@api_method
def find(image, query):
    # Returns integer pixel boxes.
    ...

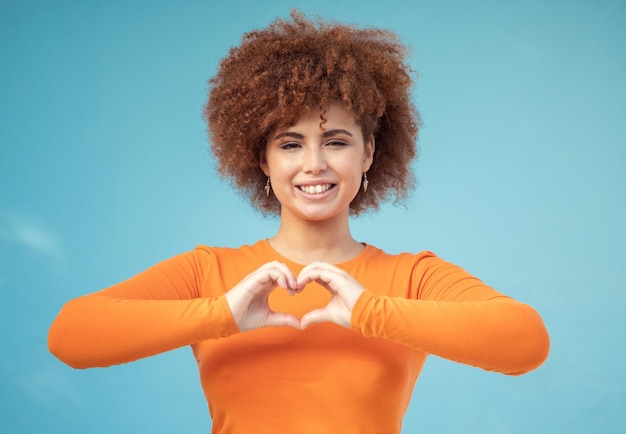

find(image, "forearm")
[351,292,550,375]
[48,294,239,369]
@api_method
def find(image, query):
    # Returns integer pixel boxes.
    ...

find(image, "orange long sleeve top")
[48,240,550,434]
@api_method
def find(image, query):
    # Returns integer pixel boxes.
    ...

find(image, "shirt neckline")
[258,238,375,269]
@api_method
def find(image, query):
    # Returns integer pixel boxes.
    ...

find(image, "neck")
[268,209,363,265]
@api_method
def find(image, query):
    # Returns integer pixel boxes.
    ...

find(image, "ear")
[362,135,375,171]
[259,148,269,176]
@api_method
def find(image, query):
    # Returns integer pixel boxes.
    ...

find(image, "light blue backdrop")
[1,0,624,433]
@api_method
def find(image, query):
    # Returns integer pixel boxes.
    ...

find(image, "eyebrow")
[273,129,353,140]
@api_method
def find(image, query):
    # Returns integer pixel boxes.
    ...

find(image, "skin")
[225,103,375,331]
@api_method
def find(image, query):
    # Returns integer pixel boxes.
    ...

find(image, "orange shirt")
[49,240,549,433]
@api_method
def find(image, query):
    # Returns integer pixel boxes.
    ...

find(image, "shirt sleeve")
[350,255,550,375]
[48,249,239,369]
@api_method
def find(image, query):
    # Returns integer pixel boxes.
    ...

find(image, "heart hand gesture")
[225,261,366,332]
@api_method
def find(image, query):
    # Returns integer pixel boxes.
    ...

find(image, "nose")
[301,145,327,174]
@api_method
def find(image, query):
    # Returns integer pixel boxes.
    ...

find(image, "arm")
[48,251,302,369]
[355,256,549,375]
[48,250,239,369]
[298,257,550,376]
[351,292,549,375]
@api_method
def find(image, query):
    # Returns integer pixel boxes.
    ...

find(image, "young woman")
[48,11,550,434]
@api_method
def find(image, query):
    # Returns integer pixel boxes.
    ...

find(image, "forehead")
[276,102,360,132]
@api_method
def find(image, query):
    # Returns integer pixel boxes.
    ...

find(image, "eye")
[326,140,348,147]
[280,142,301,150]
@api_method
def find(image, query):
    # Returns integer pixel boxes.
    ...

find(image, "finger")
[300,307,331,329]
[298,261,339,276]
[259,261,297,291]
[297,262,340,288]
[271,261,297,288]
[251,267,297,295]
[297,268,343,293]
[299,270,365,313]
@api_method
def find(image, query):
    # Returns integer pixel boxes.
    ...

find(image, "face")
[260,103,374,223]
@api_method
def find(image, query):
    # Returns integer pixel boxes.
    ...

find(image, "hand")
[297,262,365,329]
[225,261,301,332]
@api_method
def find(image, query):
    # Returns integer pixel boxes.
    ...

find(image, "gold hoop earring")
[264,177,271,197]
[362,172,369,192]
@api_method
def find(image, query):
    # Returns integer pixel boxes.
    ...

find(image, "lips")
[298,184,334,194]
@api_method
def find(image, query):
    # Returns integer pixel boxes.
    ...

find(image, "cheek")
[352,171,363,190]
[263,154,284,176]
[270,161,293,178]
[342,164,364,190]
[266,161,297,190]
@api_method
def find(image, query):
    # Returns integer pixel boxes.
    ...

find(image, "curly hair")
[204,11,419,215]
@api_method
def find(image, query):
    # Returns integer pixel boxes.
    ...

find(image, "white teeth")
[300,184,331,194]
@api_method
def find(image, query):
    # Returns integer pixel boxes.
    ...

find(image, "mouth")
[297,184,334,195]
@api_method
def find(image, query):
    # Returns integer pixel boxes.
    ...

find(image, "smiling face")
[260,103,375,224]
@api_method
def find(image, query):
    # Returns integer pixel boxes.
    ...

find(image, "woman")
[48,11,550,434]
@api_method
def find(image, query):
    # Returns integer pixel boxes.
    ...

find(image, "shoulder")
[192,240,269,263]
[191,239,276,279]
[358,243,439,268]
[362,245,479,282]
[179,240,273,296]
[354,244,487,298]
[347,245,441,296]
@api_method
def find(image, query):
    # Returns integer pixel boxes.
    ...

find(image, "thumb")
[300,308,331,329]
[266,312,302,330]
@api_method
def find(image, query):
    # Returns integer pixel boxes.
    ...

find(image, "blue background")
[1,0,624,432]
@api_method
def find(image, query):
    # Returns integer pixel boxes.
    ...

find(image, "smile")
[298,184,334,194]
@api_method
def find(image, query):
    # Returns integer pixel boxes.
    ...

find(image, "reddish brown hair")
[205,11,419,215]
